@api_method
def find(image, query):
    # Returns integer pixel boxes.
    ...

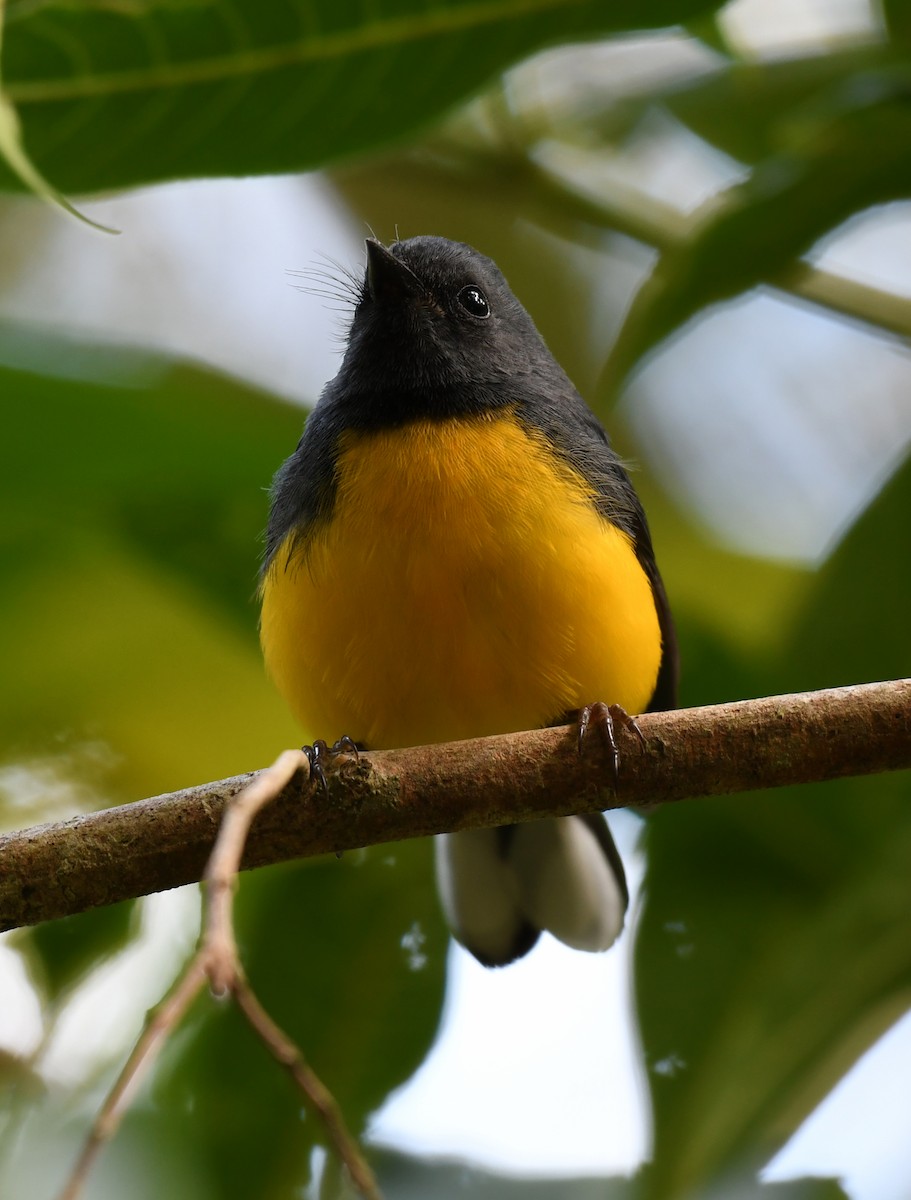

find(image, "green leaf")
[635,456,911,1198]
[17,900,138,1004]
[0,90,116,230]
[883,0,911,45]
[781,452,911,693]
[1,0,725,196]
[0,0,113,229]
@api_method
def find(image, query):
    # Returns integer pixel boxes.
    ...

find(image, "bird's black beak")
[365,239,425,304]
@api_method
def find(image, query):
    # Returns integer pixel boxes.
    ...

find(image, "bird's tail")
[434,815,629,967]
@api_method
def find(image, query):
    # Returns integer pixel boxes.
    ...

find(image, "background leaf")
[1,0,724,195]
[0,349,303,796]
[635,459,911,1199]
[17,901,138,1005]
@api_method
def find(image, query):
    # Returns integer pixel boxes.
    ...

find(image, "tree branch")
[3,680,909,933]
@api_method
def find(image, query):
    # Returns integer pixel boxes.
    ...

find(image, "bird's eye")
[456,285,490,318]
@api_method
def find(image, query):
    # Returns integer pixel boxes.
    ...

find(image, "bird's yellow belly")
[260,414,662,749]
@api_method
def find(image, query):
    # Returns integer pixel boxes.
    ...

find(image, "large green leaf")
[0,0,724,196]
[636,456,911,1198]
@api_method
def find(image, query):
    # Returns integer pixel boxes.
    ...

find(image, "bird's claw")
[577,702,645,789]
[302,736,359,797]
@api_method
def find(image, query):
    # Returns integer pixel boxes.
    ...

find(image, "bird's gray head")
[329,236,565,424]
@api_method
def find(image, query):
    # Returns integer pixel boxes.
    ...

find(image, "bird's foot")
[577,702,645,789]
[302,735,360,797]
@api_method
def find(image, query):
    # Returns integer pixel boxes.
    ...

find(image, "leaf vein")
[7,0,593,104]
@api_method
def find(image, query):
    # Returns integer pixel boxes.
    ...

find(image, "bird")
[259,235,677,967]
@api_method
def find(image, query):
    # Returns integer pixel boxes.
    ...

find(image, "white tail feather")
[435,816,626,966]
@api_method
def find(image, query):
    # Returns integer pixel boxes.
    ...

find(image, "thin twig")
[201,748,305,994]
[56,750,382,1200]
[4,680,910,933]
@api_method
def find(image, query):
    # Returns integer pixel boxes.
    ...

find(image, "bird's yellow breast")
[260,413,662,749]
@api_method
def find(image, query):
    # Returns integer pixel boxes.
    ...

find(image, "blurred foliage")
[601,50,911,386]
[160,847,448,1199]
[24,902,139,1007]
[0,0,723,195]
[639,464,911,1200]
[0,352,303,797]
[1,1,910,1200]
